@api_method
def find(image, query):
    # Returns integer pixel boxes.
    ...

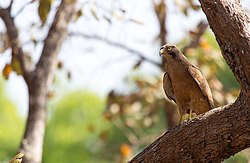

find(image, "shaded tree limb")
[18,0,76,163]
[130,0,250,162]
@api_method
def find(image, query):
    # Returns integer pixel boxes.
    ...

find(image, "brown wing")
[188,65,214,109]
[163,72,176,103]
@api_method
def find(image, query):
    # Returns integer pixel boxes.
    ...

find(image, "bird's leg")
[188,109,192,120]
[179,114,183,124]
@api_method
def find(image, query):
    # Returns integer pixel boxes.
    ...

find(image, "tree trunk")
[18,1,76,163]
[130,0,250,162]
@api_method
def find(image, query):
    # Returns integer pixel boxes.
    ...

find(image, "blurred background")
[0,0,249,162]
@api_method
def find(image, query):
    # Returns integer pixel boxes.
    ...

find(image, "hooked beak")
[159,46,165,56]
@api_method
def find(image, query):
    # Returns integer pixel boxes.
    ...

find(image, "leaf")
[38,0,52,25]
[99,130,109,142]
[73,9,83,21]
[120,144,132,159]
[90,7,99,20]
[2,64,12,80]
[47,91,56,99]
[133,59,143,70]
[67,71,71,80]
[103,15,112,24]
[11,57,22,75]
[57,61,63,69]
[90,0,99,20]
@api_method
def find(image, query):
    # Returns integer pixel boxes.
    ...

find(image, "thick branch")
[130,94,250,162]
[199,0,250,94]
[0,7,31,82]
[130,0,250,162]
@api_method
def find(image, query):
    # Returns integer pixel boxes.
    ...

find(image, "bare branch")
[0,7,31,82]
[8,0,14,11]
[69,32,161,67]
[13,0,33,18]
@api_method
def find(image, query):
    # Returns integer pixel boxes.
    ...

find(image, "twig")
[0,7,31,82]
[13,0,33,18]
[69,32,161,67]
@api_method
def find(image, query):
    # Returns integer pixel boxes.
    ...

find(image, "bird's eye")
[167,47,172,51]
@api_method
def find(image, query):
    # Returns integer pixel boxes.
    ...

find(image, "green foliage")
[216,62,240,91]
[43,90,117,162]
[42,89,167,162]
[0,79,24,162]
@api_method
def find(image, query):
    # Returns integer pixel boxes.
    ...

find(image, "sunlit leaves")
[38,0,52,25]
[44,91,114,162]
[2,58,23,80]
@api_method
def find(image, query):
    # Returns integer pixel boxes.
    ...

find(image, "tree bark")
[199,0,250,94]
[0,1,76,163]
[20,1,76,162]
[129,0,250,162]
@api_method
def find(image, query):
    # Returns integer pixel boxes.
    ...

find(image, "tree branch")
[34,0,76,86]
[69,32,161,67]
[199,0,250,94]
[0,7,31,82]
[130,0,250,162]
[130,94,250,162]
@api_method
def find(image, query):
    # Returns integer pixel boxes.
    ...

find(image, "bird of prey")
[160,44,214,123]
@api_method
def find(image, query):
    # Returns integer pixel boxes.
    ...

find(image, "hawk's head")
[159,44,181,59]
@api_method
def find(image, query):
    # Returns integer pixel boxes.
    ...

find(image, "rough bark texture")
[130,94,250,163]
[0,1,76,163]
[199,0,250,95]
[130,0,250,162]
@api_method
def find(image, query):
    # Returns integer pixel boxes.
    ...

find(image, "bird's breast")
[167,62,196,100]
